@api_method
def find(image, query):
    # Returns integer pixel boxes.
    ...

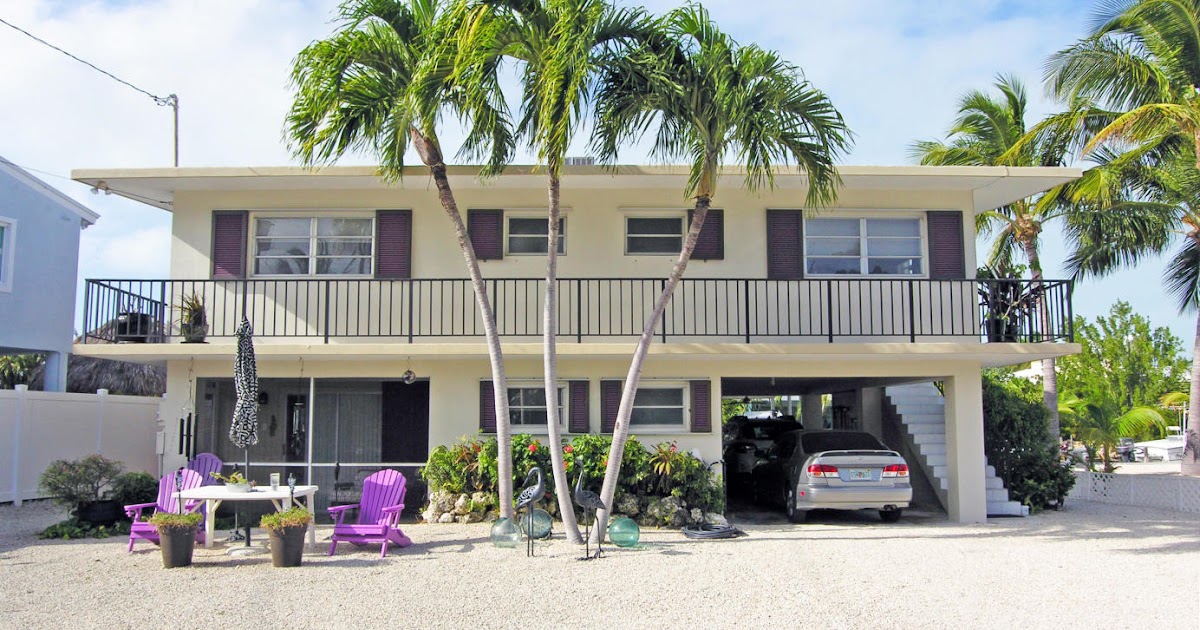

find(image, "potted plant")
[147,512,202,568]
[209,470,254,493]
[39,455,126,526]
[177,293,208,343]
[260,507,313,567]
[115,300,158,343]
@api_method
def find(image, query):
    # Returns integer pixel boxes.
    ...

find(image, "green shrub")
[421,433,723,518]
[38,518,131,540]
[147,511,202,530]
[983,370,1075,511]
[110,472,158,508]
[39,455,125,512]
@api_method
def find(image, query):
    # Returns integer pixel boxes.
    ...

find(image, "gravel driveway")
[1,498,1195,629]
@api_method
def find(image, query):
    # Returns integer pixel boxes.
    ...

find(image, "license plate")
[846,468,871,480]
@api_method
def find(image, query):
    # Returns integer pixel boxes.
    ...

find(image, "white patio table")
[179,484,319,550]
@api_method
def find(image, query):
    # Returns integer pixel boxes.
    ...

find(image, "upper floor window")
[805,217,923,276]
[0,218,13,292]
[253,216,374,276]
[507,216,566,255]
[508,384,566,431]
[626,216,683,255]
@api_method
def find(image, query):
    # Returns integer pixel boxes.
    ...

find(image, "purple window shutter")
[211,211,248,279]
[468,209,503,261]
[568,381,590,433]
[600,381,621,433]
[690,380,712,433]
[375,210,412,279]
[479,381,497,433]
[688,208,724,260]
[767,209,803,279]
[927,211,965,279]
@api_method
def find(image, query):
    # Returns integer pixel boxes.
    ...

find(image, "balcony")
[80,277,1073,346]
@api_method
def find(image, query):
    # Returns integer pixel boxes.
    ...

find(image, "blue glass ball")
[519,508,553,539]
[608,517,640,548]
[490,518,521,548]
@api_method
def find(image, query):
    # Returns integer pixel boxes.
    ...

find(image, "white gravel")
[1,498,1196,629]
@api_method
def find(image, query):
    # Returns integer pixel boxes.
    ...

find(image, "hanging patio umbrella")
[230,316,259,545]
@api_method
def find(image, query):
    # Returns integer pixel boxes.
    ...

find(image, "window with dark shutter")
[468,209,503,261]
[212,211,248,279]
[600,380,621,433]
[479,381,497,433]
[927,211,965,279]
[767,209,804,279]
[375,210,412,279]
[688,208,724,261]
[569,381,590,433]
[689,381,712,433]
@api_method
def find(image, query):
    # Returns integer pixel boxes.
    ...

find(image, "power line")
[0,15,180,166]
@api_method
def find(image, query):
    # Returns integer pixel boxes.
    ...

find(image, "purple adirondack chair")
[328,469,413,558]
[125,469,205,552]
[187,453,223,486]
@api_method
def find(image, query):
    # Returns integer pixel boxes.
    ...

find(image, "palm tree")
[461,0,650,543]
[911,75,1074,438]
[589,4,850,533]
[1059,392,1166,472]
[285,0,521,517]
[1046,0,1200,446]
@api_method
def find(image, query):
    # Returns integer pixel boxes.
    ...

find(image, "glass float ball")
[608,517,640,548]
[490,518,521,548]
[519,508,553,539]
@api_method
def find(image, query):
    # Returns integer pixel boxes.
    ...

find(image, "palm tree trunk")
[1188,311,1200,444]
[414,129,514,518]
[1023,239,1060,442]
[543,171,582,542]
[594,196,711,540]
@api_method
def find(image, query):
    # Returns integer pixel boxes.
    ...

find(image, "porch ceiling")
[73,340,1081,368]
[71,164,1080,213]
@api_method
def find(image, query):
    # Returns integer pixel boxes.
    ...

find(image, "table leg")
[304,492,316,551]
[205,499,216,548]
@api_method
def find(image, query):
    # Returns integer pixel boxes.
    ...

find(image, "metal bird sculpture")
[573,466,608,560]
[515,467,544,557]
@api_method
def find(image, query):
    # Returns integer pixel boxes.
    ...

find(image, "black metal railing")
[80,277,1073,345]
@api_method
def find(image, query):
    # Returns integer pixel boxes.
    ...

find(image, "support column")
[943,367,986,524]
[859,387,883,439]
[42,351,68,392]
[801,394,823,429]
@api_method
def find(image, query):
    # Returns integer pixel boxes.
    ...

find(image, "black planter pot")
[181,322,208,343]
[115,312,157,343]
[268,526,308,567]
[158,525,197,568]
[76,500,124,527]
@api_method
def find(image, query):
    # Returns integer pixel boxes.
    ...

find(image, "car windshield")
[801,432,885,453]
[742,421,797,441]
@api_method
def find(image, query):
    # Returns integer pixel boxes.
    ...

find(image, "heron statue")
[514,467,545,557]
[573,466,608,560]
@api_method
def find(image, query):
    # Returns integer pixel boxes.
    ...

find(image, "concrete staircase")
[883,383,1029,517]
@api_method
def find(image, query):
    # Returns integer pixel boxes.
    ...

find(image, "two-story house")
[1,156,99,391]
[71,164,1080,523]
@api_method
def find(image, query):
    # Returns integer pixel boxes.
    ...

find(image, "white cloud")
[1,0,1190,342]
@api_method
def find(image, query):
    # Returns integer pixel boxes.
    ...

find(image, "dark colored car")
[722,417,801,488]
[751,430,912,523]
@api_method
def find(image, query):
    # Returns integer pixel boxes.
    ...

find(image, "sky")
[0,0,1190,345]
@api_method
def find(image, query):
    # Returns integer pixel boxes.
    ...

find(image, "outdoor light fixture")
[401,370,417,385]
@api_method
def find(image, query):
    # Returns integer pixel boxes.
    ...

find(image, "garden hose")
[682,522,747,539]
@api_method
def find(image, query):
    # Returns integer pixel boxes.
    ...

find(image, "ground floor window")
[508,385,566,430]
[630,385,687,429]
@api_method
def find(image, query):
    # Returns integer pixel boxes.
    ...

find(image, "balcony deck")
[79,277,1072,358]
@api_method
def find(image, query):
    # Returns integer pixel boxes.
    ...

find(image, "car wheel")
[785,487,806,523]
[880,508,902,523]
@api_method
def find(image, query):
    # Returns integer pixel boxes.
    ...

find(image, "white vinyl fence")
[0,386,161,504]
[1070,471,1200,514]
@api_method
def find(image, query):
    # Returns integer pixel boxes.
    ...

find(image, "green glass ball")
[519,508,553,539]
[490,518,521,548]
[608,517,640,548]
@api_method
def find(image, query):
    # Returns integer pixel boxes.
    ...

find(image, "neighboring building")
[70,164,1081,523]
[0,157,99,391]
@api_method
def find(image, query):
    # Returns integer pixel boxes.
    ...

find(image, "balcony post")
[908,280,916,343]
[82,281,91,344]
[407,279,415,343]
[1066,280,1075,342]
[323,279,331,344]
[576,279,582,343]
[826,281,834,343]
[743,279,751,343]
[660,279,667,344]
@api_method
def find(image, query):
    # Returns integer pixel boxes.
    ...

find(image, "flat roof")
[71,164,1081,213]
